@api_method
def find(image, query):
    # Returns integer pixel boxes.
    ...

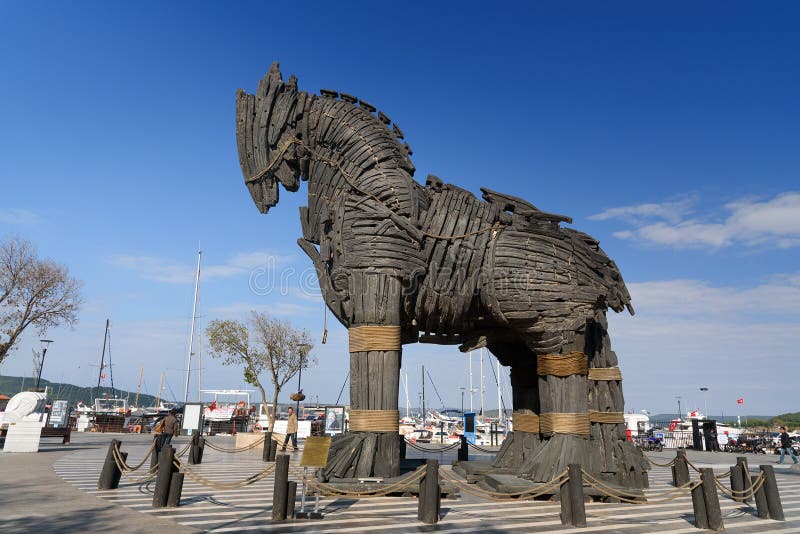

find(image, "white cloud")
[591,191,800,250]
[609,274,800,415]
[0,208,43,225]
[107,250,296,284]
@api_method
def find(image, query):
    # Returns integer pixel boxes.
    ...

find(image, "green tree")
[0,237,82,364]
[206,311,314,431]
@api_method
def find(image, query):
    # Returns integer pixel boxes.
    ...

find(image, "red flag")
[690,410,698,417]
[209,400,217,411]
[737,398,744,405]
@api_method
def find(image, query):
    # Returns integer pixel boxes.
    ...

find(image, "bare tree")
[0,236,82,364]
[206,311,314,431]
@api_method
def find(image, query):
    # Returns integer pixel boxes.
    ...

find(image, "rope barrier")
[175,458,276,490]
[537,353,588,376]
[713,473,766,500]
[112,441,155,471]
[110,446,158,483]
[404,439,460,452]
[294,465,427,497]
[438,468,568,500]
[645,456,675,468]
[467,443,498,454]
[204,435,266,453]
[175,441,192,458]
[581,469,702,504]
[349,325,401,352]
[714,469,732,479]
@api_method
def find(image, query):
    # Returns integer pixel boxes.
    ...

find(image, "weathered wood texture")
[237,62,642,489]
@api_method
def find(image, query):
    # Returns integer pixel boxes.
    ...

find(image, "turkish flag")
[737,398,744,405]
[209,400,217,411]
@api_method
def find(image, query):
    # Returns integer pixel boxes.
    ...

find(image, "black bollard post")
[97,439,123,490]
[567,464,587,528]
[737,457,752,504]
[417,459,440,524]
[188,431,199,465]
[167,472,184,507]
[268,433,277,462]
[691,477,708,529]
[673,450,690,487]
[751,474,770,519]
[262,432,273,462]
[151,436,161,471]
[759,464,784,521]
[730,463,744,503]
[458,435,468,462]
[196,436,205,464]
[700,468,724,531]
[399,433,406,460]
[272,454,290,521]
[286,480,297,519]
[152,445,175,508]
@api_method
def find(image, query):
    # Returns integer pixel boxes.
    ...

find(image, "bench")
[40,426,71,444]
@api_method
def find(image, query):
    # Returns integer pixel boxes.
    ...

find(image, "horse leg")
[493,352,541,468]
[323,270,402,480]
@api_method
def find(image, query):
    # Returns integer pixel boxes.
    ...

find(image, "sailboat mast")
[497,358,502,423]
[403,372,410,418]
[134,366,143,408]
[95,319,109,400]
[480,349,485,418]
[469,351,473,412]
[156,372,164,407]
[421,365,426,424]
[184,247,202,404]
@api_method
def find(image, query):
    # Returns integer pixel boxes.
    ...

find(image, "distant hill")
[0,375,167,408]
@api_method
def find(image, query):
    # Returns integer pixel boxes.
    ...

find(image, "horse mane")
[316,87,413,158]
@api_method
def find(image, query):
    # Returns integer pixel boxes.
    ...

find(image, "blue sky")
[1,2,798,416]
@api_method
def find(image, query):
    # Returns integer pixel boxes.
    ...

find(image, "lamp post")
[676,396,682,419]
[295,343,312,416]
[700,387,709,419]
[35,339,54,390]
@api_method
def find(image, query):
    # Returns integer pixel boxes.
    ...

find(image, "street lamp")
[294,343,312,416]
[700,387,709,419]
[35,339,54,390]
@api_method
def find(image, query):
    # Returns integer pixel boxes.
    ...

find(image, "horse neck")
[301,97,421,222]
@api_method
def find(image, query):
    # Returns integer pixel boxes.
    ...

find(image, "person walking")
[159,408,180,448]
[282,407,299,452]
[778,426,798,464]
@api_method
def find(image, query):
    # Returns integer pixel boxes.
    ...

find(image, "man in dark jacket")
[160,408,180,448]
[778,426,798,464]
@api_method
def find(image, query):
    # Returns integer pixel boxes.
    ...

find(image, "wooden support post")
[568,464,587,527]
[673,450,690,487]
[167,472,184,507]
[286,481,297,519]
[458,435,468,462]
[399,434,406,460]
[188,431,199,465]
[97,439,122,490]
[152,445,174,508]
[196,436,205,464]
[730,463,744,503]
[263,432,273,462]
[759,464,784,521]
[560,469,573,526]
[700,468,724,531]
[691,477,708,530]
[751,474,769,519]
[737,457,751,504]
[417,459,440,524]
[272,454,290,521]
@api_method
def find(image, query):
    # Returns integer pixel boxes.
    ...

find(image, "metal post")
[35,340,53,390]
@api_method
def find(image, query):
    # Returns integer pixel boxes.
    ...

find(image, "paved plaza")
[2,433,799,533]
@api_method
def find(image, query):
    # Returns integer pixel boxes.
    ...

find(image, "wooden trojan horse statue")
[236,62,648,488]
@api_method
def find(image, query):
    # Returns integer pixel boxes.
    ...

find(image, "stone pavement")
[2,433,800,533]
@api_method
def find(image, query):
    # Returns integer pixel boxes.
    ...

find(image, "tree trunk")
[270,388,280,432]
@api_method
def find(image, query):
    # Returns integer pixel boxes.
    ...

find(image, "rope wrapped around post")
[348,325,401,352]
[537,353,588,376]
[511,411,539,432]
[540,412,590,435]
[587,411,625,424]
[587,367,622,381]
[349,409,399,433]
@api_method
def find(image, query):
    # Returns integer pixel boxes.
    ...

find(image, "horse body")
[236,63,647,485]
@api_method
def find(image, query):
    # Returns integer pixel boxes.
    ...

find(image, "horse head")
[236,62,307,214]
